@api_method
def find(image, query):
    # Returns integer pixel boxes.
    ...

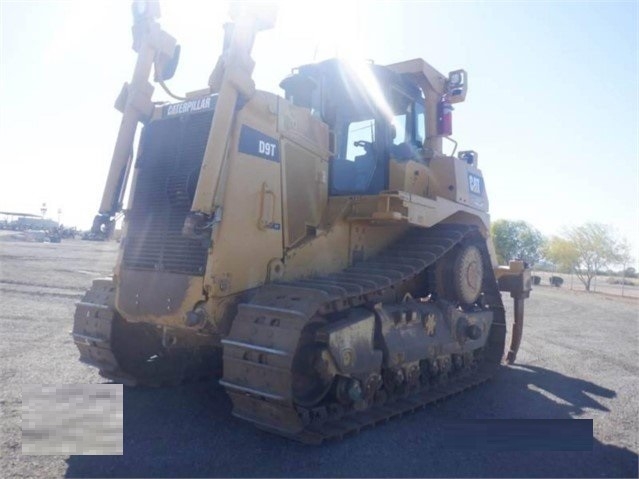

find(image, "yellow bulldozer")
[73,2,531,442]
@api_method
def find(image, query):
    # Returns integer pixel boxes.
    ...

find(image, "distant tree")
[624,267,637,279]
[543,236,579,273]
[616,239,633,269]
[565,223,622,292]
[491,219,545,266]
[616,239,635,288]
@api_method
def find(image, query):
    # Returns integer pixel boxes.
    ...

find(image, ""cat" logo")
[468,174,482,195]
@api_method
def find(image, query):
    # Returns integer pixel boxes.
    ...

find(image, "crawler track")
[221,224,506,443]
[72,281,220,387]
[72,279,139,385]
[72,224,505,442]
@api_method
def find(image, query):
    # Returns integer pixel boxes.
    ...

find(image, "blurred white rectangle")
[21,384,123,455]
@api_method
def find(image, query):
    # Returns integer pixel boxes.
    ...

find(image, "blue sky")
[1,1,637,264]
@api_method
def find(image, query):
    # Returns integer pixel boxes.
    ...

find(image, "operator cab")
[280,59,426,196]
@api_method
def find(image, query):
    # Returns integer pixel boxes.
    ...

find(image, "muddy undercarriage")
[73,224,526,443]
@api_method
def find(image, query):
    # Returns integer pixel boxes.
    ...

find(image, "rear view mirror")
[447,69,467,103]
[155,44,181,82]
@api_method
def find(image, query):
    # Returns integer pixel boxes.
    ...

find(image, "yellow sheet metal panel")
[388,159,430,197]
[204,97,284,298]
[281,140,328,247]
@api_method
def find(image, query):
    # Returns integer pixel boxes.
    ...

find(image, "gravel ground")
[1,237,637,478]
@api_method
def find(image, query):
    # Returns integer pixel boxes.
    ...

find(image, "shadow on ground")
[66,365,637,478]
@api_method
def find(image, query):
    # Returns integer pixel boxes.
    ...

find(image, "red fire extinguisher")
[437,97,454,136]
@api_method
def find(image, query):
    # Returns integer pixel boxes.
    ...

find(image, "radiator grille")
[122,110,214,275]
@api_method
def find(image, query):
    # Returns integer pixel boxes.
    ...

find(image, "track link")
[221,224,506,443]
[72,278,139,386]
[72,279,221,387]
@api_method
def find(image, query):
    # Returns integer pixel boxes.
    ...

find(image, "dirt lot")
[1,237,637,478]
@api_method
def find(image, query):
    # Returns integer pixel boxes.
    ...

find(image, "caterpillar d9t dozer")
[73,2,531,442]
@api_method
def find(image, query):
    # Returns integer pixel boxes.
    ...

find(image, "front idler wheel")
[453,245,484,306]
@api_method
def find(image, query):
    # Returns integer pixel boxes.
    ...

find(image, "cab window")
[330,115,383,195]
[415,102,426,146]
